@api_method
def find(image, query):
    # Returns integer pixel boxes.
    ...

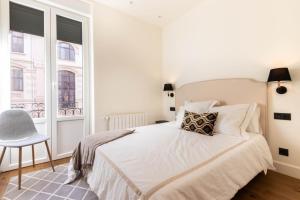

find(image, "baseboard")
[0,157,70,173]
[1,157,48,172]
[273,160,300,179]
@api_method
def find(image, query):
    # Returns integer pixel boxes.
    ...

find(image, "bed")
[86,79,274,200]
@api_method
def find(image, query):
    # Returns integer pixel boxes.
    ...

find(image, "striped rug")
[2,165,98,200]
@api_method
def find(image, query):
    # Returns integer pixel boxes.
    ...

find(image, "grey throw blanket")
[65,129,135,183]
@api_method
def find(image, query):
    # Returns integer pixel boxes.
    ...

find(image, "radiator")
[105,112,147,130]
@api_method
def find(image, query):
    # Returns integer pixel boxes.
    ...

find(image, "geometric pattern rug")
[2,165,99,200]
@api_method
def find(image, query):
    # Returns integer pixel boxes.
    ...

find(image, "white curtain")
[0,0,10,113]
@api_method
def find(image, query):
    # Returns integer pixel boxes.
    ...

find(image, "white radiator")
[105,112,147,130]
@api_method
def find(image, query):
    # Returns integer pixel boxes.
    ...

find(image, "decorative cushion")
[175,100,219,128]
[181,111,218,136]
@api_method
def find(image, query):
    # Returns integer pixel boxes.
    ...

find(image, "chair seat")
[0,134,49,147]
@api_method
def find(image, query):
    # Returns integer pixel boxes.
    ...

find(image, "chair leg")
[45,141,55,172]
[31,145,35,167]
[0,147,7,167]
[18,147,22,190]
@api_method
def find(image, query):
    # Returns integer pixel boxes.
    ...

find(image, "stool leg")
[45,141,55,172]
[18,147,22,190]
[31,145,35,167]
[0,147,7,167]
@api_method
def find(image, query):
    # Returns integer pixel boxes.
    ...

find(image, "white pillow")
[175,106,185,127]
[184,100,219,113]
[246,106,261,134]
[175,100,219,128]
[209,103,257,137]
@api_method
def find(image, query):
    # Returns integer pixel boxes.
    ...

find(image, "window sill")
[11,52,26,55]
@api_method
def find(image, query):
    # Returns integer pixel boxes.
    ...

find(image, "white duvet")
[87,122,274,200]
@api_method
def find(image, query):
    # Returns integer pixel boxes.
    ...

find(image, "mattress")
[87,122,274,200]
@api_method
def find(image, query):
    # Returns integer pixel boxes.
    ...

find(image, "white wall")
[0,0,10,112]
[162,0,300,178]
[92,2,163,131]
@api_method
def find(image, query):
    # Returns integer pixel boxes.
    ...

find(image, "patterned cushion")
[181,111,218,136]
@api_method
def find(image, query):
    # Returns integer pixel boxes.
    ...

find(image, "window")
[58,70,76,108]
[9,2,46,118]
[11,68,24,91]
[11,31,24,53]
[57,41,83,117]
[58,42,75,61]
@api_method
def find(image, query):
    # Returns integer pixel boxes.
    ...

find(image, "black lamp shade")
[267,68,292,82]
[163,83,173,91]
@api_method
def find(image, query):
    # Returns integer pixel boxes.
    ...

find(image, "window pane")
[11,32,24,53]
[57,40,83,117]
[9,31,45,118]
[11,68,23,91]
[58,42,75,61]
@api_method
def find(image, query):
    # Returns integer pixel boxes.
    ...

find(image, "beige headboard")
[175,78,267,134]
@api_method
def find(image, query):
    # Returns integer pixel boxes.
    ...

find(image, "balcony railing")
[58,107,83,116]
[11,102,83,118]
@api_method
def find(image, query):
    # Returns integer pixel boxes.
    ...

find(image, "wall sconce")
[163,83,174,97]
[267,67,292,94]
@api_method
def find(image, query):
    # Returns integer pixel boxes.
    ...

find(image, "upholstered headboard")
[175,79,267,134]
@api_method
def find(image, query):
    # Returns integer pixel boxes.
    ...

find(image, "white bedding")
[87,122,273,200]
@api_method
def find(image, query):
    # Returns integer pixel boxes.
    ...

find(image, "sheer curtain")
[0,0,10,113]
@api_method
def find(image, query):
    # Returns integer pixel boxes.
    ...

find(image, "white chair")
[0,110,55,190]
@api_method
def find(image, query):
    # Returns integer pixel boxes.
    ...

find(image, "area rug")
[2,165,98,200]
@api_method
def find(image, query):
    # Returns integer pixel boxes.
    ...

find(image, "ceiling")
[93,0,201,27]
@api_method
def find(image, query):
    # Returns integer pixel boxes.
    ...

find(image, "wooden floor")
[1,160,300,200]
[234,171,300,200]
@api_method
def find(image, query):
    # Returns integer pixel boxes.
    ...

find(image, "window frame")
[0,0,92,169]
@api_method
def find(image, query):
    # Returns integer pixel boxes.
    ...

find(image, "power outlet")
[274,113,291,120]
[279,148,289,156]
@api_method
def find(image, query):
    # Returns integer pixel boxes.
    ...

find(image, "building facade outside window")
[11,32,24,53]
[9,31,83,118]
[11,68,24,91]
[58,42,75,61]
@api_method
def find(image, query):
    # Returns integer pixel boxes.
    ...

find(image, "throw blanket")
[65,129,135,183]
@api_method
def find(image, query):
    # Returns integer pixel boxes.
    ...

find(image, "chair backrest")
[0,110,38,140]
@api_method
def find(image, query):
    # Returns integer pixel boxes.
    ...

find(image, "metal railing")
[11,102,83,118]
